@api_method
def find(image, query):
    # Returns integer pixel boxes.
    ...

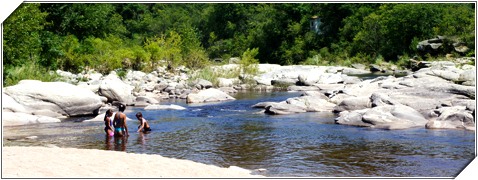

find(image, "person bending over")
[136,112,151,133]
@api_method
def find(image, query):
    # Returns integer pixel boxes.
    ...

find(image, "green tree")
[3,3,48,67]
[144,31,183,71]
[40,3,126,40]
[57,35,83,71]
[81,35,125,74]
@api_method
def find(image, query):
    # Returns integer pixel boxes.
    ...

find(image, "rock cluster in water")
[2,58,475,131]
[253,59,476,131]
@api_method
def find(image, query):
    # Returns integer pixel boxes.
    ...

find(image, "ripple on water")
[3,91,475,177]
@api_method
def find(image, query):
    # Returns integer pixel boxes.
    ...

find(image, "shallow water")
[3,91,475,177]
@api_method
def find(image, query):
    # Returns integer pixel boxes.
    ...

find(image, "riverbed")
[2,91,475,177]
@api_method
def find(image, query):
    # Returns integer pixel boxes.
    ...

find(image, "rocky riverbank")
[253,59,476,131]
[2,58,475,131]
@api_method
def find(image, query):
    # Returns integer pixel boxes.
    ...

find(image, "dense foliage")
[2,3,475,86]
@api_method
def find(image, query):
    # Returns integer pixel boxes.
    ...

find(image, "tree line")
[3,3,475,86]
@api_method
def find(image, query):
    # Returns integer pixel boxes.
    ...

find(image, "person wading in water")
[113,104,129,137]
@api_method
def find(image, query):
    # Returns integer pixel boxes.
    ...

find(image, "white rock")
[144,104,186,110]
[2,112,61,126]
[187,88,236,103]
[4,80,103,116]
[99,75,135,104]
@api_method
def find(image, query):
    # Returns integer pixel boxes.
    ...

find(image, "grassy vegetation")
[4,62,60,86]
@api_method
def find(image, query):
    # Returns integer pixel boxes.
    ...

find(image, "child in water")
[136,112,151,133]
[104,109,114,136]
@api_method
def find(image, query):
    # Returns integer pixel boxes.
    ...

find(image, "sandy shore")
[2,146,263,178]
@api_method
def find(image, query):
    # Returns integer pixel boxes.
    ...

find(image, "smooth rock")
[335,109,371,127]
[99,75,135,104]
[2,93,28,113]
[333,96,371,112]
[362,105,428,130]
[4,80,103,117]
[426,106,475,130]
[287,86,320,92]
[187,88,236,103]
[286,96,336,112]
[264,103,307,115]
[144,104,186,110]
[2,112,61,126]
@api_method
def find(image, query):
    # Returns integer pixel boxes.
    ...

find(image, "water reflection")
[105,135,113,150]
[105,135,128,151]
[216,116,276,169]
[137,132,147,146]
[104,135,130,151]
[310,142,403,176]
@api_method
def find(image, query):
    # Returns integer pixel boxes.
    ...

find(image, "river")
[2,91,475,177]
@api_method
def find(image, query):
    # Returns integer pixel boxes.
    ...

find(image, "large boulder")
[341,75,363,84]
[135,96,160,107]
[287,86,320,92]
[370,93,400,107]
[254,91,334,114]
[361,105,428,130]
[264,103,307,115]
[99,74,135,104]
[335,109,371,127]
[252,102,281,108]
[333,96,371,112]
[255,65,327,86]
[4,80,103,117]
[154,81,169,91]
[186,88,236,103]
[271,79,297,87]
[298,73,321,86]
[2,112,61,126]
[416,36,446,54]
[297,70,344,86]
[2,93,28,113]
[336,104,428,130]
[286,96,336,112]
[144,104,186,110]
[425,69,460,81]
[342,67,370,75]
[77,82,101,94]
[31,109,66,119]
[426,106,475,131]
[126,70,146,81]
[459,69,476,86]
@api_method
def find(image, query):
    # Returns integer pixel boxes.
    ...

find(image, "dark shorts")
[143,127,152,132]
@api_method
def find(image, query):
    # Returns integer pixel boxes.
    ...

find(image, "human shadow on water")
[105,135,114,150]
[104,135,129,151]
[136,131,151,146]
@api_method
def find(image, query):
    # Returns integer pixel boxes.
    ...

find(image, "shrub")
[189,67,220,87]
[239,48,260,75]
[4,62,59,86]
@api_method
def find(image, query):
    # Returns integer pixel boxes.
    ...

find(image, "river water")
[2,91,475,177]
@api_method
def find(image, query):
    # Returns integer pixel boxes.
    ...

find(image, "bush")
[239,48,260,75]
[189,67,220,87]
[4,62,59,86]
[184,49,210,70]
